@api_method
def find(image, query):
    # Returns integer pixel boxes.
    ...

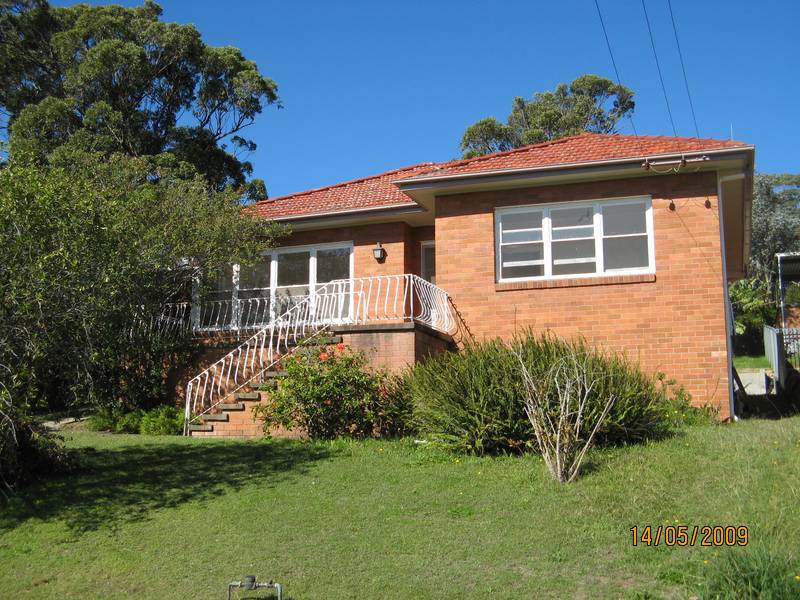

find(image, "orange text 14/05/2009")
[630,525,749,547]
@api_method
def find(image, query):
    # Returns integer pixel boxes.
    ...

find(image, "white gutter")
[395,146,754,187]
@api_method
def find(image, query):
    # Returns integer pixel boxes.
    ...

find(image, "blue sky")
[55,0,800,197]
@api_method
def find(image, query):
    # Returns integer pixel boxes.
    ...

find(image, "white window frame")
[197,241,354,330]
[265,241,354,324]
[495,196,655,283]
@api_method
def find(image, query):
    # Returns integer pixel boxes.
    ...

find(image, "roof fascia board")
[395,146,755,189]
[271,202,426,226]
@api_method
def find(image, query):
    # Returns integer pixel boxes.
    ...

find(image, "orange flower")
[324,399,332,405]
[336,342,346,352]
[319,351,330,362]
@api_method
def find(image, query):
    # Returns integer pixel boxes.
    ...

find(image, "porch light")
[372,242,386,262]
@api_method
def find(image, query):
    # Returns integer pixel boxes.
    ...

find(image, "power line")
[667,0,700,137]
[592,0,639,137]
[641,0,678,136]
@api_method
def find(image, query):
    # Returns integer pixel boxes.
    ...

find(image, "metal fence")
[763,326,800,390]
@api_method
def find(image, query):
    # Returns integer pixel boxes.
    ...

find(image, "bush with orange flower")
[253,342,413,439]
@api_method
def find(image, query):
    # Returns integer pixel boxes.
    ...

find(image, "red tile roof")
[402,133,751,180]
[248,162,437,220]
[250,134,751,220]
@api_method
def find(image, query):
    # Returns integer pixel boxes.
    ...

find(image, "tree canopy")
[0,154,285,422]
[747,174,800,282]
[729,173,800,348]
[0,0,278,198]
[460,74,635,158]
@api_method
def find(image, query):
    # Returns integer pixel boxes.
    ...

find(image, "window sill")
[495,273,656,291]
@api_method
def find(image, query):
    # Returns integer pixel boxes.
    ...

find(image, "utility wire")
[667,0,700,137]
[641,0,678,136]
[593,0,639,137]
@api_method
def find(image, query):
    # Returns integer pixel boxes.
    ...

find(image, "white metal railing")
[133,302,191,340]
[183,280,346,433]
[764,325,800,391]
[347,274,452,333]
[183,274,462,433]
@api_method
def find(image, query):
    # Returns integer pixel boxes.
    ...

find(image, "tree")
[747,174,800,284]
[0,0,278,198]
[729,174,800,351]
[460,75,634,158]
[0,154,286,488]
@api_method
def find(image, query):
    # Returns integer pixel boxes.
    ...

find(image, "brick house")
[182,133,753,435]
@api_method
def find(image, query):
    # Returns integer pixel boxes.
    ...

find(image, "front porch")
[162,273,455,339]
[175,273,465,435]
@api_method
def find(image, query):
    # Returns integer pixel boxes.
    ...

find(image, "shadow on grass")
[740,393,800,420]
[0,437,334,535]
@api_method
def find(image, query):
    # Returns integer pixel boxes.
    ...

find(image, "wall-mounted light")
[372,242,386,262]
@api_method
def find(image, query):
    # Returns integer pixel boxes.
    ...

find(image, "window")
[496,197,653,282]
[200,242,353,329]
[420,241,436,284]
[275,250,311,313]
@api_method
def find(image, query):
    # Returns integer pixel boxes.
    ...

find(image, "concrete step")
[200,427,263,437]
[188,423,212,432]
[200,413,228,422]
[219,402,245,411]
[262,370,288,378]
[235,391,260,401]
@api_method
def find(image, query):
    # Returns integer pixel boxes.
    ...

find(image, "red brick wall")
[340,329,416,371]
[281,222,412,278]
[404,225,435,277]
[339,325,452,372]
[281,223,434,280]
[435,172,731,417]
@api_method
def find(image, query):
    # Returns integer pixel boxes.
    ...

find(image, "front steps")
[188,371,303,438]
[188,388,268,437]
[187,335,342,438]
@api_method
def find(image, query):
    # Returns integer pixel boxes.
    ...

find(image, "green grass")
[733,354,771,370]
[1,419,800,599]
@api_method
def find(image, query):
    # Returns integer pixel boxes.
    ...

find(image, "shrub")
[254,343,411,439]
[375,372,416,438]
[517,346,616,482]
[87,406,182,435]
[1,411,76,493]
[410,331,678,455]
[410,339,533,455]
[86,412,117,432]
[115,410,144,434]
[139,405,184,436]
[87,409,143,433]
[697,542,800,599]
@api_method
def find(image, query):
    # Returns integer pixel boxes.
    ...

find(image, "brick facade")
[280,222,432,280]
[338,323,453,372]
[435,172,731,417]
[185,171,734,420]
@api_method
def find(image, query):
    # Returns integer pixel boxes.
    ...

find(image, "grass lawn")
[733,354,771,370]
[1,419,799,599]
